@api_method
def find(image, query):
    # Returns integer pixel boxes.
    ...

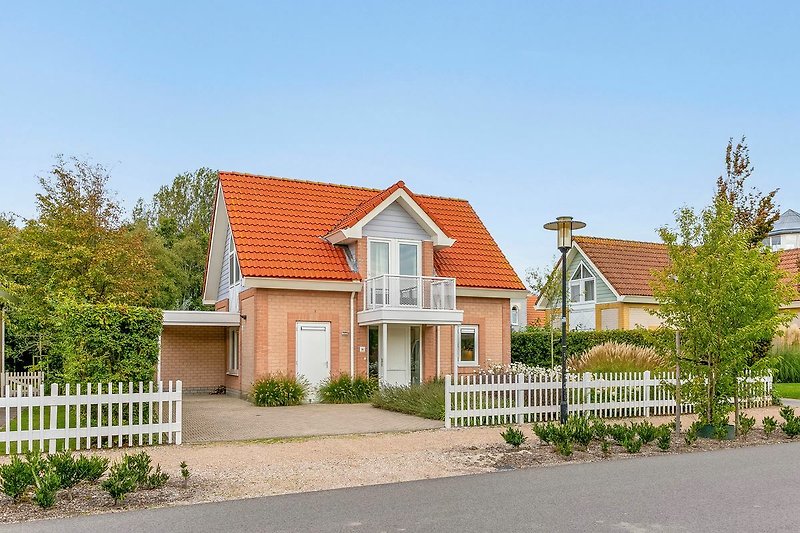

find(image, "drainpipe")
[453,325,458,382]
[350,291,356,376]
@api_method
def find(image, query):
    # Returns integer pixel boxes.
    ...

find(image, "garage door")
[296,322,331,394]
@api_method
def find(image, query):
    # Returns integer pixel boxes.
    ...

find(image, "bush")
[123,451,153,485]
[590,417,608,440]
[48,450,81,491]
[555,439,573,457]
[763,416,777,436]
[608,423,634,444]
[142,465,169,490]
[101,462,137,505]
[684,421,701,446]
[773,346,800,383]
[371,380,445,420]
[512,328,671,367]
[251,374,308,407]
[738,414,755,439]
[31,468,60,509]
[500,426,527,447]
[633,420,659,444]
[75,454,109,482]
[566,415,593,447]
[657,428,672,451]
[622,435,642,453]
[0,456,33,501]
[532,421,559,444]
[569,342,667,374]
[780,406,800,438]
[319,374,378,404]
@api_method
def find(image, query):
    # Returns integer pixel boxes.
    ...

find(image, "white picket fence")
[0,381,182,454]
[0,371,44,397]
[444,371,773,428]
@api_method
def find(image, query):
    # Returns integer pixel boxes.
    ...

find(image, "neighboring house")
[765,209,800,251]
[526,294,547,327]
[510,296,527,331]
[536,236,800,331]
[160,173,526,396]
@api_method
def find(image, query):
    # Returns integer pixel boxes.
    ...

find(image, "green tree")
[652,199,796,428]
[525,258,564,367]
[134,168,218,309]
[715,137,779,246]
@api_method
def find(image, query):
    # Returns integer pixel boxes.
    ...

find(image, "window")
[511,306,519,326]
[569,263,596,303]
[227,328,239,375]
[772,235,782,246]
[458,325,478,366]
[228,234,240,287]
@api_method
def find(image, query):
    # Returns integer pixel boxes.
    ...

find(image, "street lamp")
[543,216,586,424]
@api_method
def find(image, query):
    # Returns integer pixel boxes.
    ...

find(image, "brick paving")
[182,394,442,443]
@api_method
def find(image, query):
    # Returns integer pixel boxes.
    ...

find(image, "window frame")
[458,325,479,367]
[227,327,240,376]
[511,305,519,326]
[569,261,596,304]
[366,237,422,278]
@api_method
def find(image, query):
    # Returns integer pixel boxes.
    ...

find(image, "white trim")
[456,287,528,299]
[618,295,659,304]
[535,245,621,310]
[325,188,456,248]
[572,243,621,299]
[457,325,479,367]
[243,277,362,292]
[227,328,240,376]
[511,305,519,326]
[784,301,800,310]
[367,237,422,278]
[202,186,230,304]
[357,308,463,326]
[162,311,241,327]
[569,260,596,304]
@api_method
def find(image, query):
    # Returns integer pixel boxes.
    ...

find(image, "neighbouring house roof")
[780,248,800,282]
[526,294,547,326]
[215,172,525,290]
[573,236,670,297]
[769,209,800,236]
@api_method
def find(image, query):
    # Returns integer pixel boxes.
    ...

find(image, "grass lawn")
[774,383,800,400]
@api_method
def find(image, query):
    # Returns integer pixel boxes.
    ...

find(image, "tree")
[715,137,779,246]
[134,168,218,309]
[652,199,796,429]
[525,258,565,367]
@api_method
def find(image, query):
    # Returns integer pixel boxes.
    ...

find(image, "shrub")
[608,423,633,444]
[657,428,672,451]
[251,374,308,407]
[763,416,777,436]
[48,450,81,491]
[684,422,700,446]
[500,426,527,447]
[142,465,169,490]
[555,439,573,457]
[633,420,659,444]
[566,415,593,447]
[569,342,667,374]
[180,461,190,486]
[773,346,800,383]
[319,374,378,404]
[779,406,800,438]
[590,417,608,440]
[0,456,33,501]
[622,435,642,453]
[512,328,671,367]
[31,468,60,509]
[600,438,610,455]
[371,381,445,420]
[532,421,559,444]
[123,452,153,485]
[101,461,137,505]
[738,414,756,439]
[76,454,109,482]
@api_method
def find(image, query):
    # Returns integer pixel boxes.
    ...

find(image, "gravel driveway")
[182,394,442,443]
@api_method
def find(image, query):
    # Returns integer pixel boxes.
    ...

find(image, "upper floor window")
[511,305,519,326]
[228,233,241,287]
[772,235,782,246]
[367,238,420,277]
[569,263,595,303]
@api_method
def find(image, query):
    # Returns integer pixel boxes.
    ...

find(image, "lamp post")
[543,216,586,424]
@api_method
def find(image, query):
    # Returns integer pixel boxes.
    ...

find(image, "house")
[765,209,800,251]
[160,173,527,396]
[526,294,547,327]
[536,236,800,331]
[510,296,527,331]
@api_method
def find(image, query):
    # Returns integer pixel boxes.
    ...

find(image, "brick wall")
[160,325,226,392]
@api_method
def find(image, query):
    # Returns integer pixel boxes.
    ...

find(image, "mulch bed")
[456,429,798,471]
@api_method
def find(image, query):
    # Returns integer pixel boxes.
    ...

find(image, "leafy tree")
[525,258,564,367]
[715,137,779,245]
[651,199,796,428]
[134,168,218,309]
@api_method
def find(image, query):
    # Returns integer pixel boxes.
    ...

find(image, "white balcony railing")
[364,275,456,311]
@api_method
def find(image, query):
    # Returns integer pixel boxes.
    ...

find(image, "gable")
[567,250,615,303]
[363,201,431,241]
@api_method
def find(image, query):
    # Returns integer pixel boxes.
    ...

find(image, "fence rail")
[0,380,182,454]
[0,371,44,397]
[444,371,772,428]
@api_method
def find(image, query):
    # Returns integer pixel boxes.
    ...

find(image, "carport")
[160,310,240,393]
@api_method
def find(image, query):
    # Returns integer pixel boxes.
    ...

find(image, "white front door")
[385,325,411,386]
[296,322,331,397]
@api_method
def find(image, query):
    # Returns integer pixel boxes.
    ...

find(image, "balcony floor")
[357,307,463,325]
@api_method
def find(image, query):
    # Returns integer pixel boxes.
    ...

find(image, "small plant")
[608,423,633,444]
[568,342,666,373]
[142,465,169,490]
[738,414,755,439]
[371,381,445,420]
[555,439,573,457]
[48,450,81,494]
[180,461,190,486]
[684,421,700,446]
[763,416,777,436]
[779,406,800,438]
[600,438,610,455]
[532,421,558,444]
[500,426,527,448]
[633,420,658,444]
[590,417,608,440]
[251,373,308,407]
[0,455,33,501]
[101,461,137,506]
[319,374,378,404]
[31,467,60,509]
[622,435,642,453]
[566,415,594,447]
[122,451,153,485]
[75,454,109,482]
[656,428,672,451]
[713,424,728,440]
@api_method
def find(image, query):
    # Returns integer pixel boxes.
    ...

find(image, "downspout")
[350,291,356,376]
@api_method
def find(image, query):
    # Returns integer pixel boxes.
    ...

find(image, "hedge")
[49,302,162,385]
[511,328,672,367]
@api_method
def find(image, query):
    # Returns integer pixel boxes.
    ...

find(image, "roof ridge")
[575,235,664,246]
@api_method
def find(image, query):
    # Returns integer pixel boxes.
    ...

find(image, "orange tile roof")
[217,172,525,290]
[573,236,670,297]
[526,294,547,326]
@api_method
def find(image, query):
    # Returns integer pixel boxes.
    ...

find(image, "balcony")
[357,275,464,325]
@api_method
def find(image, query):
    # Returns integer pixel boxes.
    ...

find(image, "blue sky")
[1,1,798,280]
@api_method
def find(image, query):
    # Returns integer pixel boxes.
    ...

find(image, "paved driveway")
[182,395,441,443]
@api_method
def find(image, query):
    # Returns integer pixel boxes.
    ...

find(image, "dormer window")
[569,263,595,303]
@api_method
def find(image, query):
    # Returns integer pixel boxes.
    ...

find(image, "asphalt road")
[5,442,800,533]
